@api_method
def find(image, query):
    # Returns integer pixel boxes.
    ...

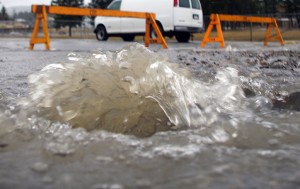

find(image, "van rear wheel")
[96,25,108,41]
[175,32,190,43]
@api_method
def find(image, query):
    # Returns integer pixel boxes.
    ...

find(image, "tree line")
[201,0,299,15]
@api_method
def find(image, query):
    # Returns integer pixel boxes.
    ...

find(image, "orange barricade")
[30,5,168,50]
[201,14,284,48]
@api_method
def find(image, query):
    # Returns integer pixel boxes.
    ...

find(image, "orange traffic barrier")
[201,14,284,48]
[30,5,168,50]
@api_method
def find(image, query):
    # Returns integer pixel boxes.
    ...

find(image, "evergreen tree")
[88,0,112,9]
[0,6,9,20]
[201,0,258,27]
[200,0,299,28]
[51,0,84,37]
[201,0,258,15]
[284,0,300,28]
[88,0,113,26]
[261,0,277,14]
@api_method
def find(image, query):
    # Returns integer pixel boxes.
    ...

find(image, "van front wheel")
[96,25,108,41]
[150,23,164,39]
[175,32,190,43]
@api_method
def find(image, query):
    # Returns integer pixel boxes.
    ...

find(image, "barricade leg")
[29,6,50,50]
[201,14,225,48]
[144,13,168,49]
[273,19,284,46]
[264,19,284,46]
[264,23,272,46]
[216,15,225,48]
[145,15,151,47]
[200,17,214,48]
[30,15,41,50]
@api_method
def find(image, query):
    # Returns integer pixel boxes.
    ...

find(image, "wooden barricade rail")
[201,14,284,48]
[30,5,168,50]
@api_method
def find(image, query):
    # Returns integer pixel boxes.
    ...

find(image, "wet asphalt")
[0,38,300,189]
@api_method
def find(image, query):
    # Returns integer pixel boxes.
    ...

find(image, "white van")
[94,0,203,42]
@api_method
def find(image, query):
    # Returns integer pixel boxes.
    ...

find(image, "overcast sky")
[0,0,90,7]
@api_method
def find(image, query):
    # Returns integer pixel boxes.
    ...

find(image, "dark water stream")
[0,43,300,189]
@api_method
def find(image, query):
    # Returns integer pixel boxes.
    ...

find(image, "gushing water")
[18,44,246,138]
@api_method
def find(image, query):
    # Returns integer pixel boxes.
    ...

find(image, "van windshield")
[107,0,121,10]
[179,0,190,8]
[191,0,201,10]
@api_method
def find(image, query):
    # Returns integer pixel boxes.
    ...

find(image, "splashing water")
[18,44,246,137]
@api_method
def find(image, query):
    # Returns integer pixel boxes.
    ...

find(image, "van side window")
[179,0,190,8]
[107,1,121,10]
[191,0,201,10]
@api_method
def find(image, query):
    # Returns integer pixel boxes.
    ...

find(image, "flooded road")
[0,38,300,189]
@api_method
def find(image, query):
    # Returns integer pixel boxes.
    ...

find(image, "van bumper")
[174,26,204,33]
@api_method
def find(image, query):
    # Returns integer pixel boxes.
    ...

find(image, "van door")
[173,0,203,32]
[120,0,144,33]
[104,0,122,33]
[190,0,203,29]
